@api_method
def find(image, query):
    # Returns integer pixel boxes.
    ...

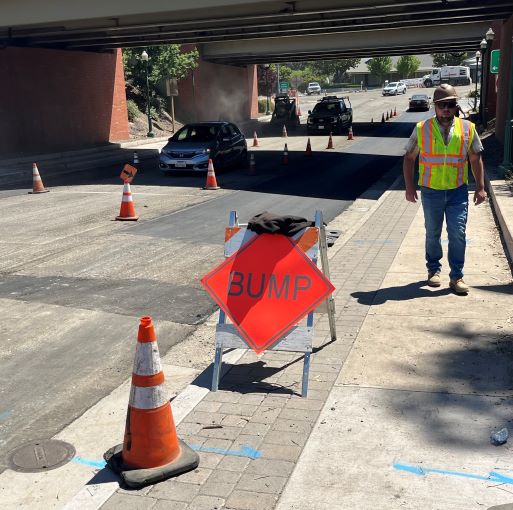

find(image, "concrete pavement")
[1,134,512,509]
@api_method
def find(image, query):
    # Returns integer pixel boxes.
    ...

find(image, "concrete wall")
[495,15,513,144]
[0,47,129,157]
[176,53,258,125]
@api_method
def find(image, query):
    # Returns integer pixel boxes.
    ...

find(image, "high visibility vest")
[417,117,474,190]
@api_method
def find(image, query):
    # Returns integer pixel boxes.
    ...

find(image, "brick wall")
[0,47,128,157]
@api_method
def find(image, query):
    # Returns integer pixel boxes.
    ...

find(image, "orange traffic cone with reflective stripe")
[305,138,312,156]
[282,125,288,137]
[116,182,139,221]
[326,132,334,149]
[204,159,220,190]
[347,126,354,140]
[390,109,393,119]
[104,316,199,488]
[283,143,289,165]
[393,107,397,117]
[386,111,389,121]
[252,131,259,147]
[29,163,49,194]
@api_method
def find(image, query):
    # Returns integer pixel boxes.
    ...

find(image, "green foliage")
[309,59,361,82]
[367,57,393,83]
[258,98,274,113]
[467,89,479,98]
[431,52,468,67]
[396,55,421,78]
[126,99,140,122]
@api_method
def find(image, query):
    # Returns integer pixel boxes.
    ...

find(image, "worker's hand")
[473,188,487,205]
[405,188,418,203]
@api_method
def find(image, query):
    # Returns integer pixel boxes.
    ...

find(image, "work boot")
[450,278,469,295]
[427,272,441,287]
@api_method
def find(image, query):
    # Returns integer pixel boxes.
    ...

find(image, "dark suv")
[307,96,353,135]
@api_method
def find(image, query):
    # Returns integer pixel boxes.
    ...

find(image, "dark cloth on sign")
[247,212,315,236]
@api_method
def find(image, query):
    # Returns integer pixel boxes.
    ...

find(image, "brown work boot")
[450,278,469,295]
[427,272,441,287]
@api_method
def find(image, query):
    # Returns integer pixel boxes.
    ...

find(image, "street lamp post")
[474,50,480,112]
[141,50,155,138]
[264,64,271,115]
[499,35,513,176]
[480,28,495,127]
[478,38,487,125]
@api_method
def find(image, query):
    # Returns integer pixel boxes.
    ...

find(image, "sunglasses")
[436,101,457,109]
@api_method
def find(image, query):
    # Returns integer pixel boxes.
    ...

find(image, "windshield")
[312,102,342,114]
[387,82,398,87]
[172,125,218,142]
[309,82,320,86]
[412,95,428,100]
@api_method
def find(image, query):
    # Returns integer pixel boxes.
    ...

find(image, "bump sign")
[120,164,137,183]
[201,233,335,354]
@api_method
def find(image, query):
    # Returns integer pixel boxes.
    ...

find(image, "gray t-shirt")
[404,118,483,155]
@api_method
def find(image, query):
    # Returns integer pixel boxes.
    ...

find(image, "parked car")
[306,82,322,95]
[159,122,247,173]
[307,96,353,135]
[382,81,407,95]
[408,93,431,111]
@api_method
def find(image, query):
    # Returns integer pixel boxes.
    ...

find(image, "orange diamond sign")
[201,233,335,354]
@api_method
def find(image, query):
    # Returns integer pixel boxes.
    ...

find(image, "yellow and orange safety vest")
[417,117,474,190]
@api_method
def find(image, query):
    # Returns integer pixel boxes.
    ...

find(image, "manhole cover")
[7,439,75,473]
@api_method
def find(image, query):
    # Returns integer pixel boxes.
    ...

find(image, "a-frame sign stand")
[211,209,336,398]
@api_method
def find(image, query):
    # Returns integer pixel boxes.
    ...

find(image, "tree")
[123,45,198,90]
[309,58,361,82]
[396,55,421,78]
[367,57,393,84]
[431,52,468,67]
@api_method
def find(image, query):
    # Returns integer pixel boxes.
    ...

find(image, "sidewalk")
[1,140,512,510]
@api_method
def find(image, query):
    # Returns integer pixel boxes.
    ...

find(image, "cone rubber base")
[28,189,50,194]
[115,215,139,221]
[104,439,199,488]
[203,186,220,190]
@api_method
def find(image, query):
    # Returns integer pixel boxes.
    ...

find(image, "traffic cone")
[347,126,354,140]
[252,131,259,147]
[381,113,385,123]
[282,125,288,137]
[249,153,256,175]
[326,132,334,149]
[386,111,389,121]
[371,118,374,124]
[393,107,397,117]
[104,316,199,488]
[283,143,289,165]
[29,163,49,194]
[116,182,139,221]
[305,138,312,156]
[204,159,220,190]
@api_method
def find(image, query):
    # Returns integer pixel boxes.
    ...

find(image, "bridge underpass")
[0,1,512,156]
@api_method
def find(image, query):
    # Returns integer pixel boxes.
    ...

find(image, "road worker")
[403,83,486,295]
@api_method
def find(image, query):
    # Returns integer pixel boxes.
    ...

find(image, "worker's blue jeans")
[420,185,468,281]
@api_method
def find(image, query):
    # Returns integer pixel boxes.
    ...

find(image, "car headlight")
[195,148,210,156]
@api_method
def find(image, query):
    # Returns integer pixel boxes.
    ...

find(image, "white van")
[306,82,321,95]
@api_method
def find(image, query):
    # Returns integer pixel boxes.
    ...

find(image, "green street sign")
[490,49,500,74]
[279,81,289,93]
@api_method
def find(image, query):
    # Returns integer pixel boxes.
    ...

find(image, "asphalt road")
[0,86,469,472]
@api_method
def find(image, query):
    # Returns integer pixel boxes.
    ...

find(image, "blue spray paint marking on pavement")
[393,462,513,485]
[0,410,12,422]
[190,444,262,459]
[73,457,107,469]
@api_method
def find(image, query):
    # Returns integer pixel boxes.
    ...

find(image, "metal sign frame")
[211,209,336,397]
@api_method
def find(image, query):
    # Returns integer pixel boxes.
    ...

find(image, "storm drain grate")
[7,439,75,473]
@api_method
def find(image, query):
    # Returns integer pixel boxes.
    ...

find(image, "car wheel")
[403,89,406,94]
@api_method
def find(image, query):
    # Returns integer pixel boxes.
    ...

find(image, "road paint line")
[190,444,262,459]
[393,462,513,484]
[72,457,107,470]
[0,410,12,422]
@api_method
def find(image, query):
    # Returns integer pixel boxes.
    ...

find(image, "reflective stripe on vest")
[417,117,474,190]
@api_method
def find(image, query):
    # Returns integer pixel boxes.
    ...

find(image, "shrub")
[258,98,274,113]
[467,89,479,99]
[126,99,140,122]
